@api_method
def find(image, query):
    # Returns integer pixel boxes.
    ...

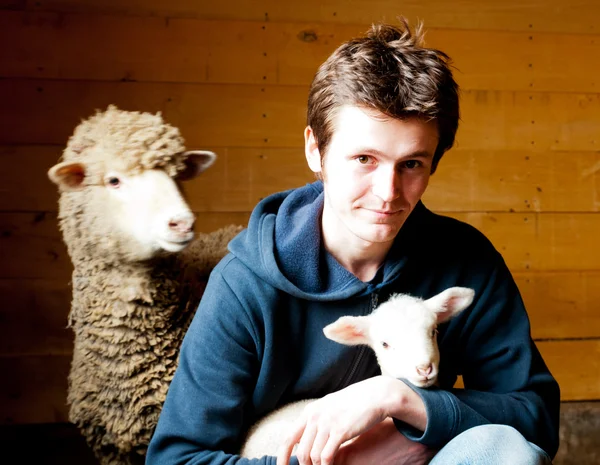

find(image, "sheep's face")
[323,287,475,388]
[97,166,195,256]
[49,151,216,261]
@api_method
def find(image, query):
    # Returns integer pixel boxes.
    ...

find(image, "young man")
[147,21,559,465]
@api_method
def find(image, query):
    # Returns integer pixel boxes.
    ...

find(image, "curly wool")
[67,226,241,465]
[63,105,188,177]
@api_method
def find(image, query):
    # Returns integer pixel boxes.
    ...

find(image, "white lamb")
[240,286,475,459]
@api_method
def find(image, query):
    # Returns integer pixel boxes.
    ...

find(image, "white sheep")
[240,286,475,459]
[47,105,242,465]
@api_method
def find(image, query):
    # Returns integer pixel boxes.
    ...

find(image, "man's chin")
[356,225,403,244]
[372,218,407,236]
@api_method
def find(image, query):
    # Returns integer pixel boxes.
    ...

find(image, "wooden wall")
[1,0,599,425]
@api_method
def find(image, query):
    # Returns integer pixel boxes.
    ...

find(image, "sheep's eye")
[432,328,439,338]
[381,341,389,348]
[106,177,121,188]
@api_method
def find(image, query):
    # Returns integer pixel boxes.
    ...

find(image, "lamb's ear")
[323,316,371,346]
[424,287,475,323]
[176,151,217,180]
[48,161,87,191]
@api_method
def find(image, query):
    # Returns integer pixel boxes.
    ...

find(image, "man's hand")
[276,376,427,465]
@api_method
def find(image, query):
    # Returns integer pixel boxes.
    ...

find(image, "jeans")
[429,425,553,465]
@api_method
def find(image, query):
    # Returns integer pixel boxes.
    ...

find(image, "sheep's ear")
[177,151,217,180]
[48,161,87,191]
[424,287,475,323]
[323,316,370,346]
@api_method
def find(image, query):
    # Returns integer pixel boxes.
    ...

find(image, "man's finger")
[295,422,319,465]
[319,432,344,465]
[277,420,307,465]
[309,429,331,465]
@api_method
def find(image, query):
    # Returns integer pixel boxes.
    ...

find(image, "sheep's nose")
[169,216,194,234]
[416,364,433,377]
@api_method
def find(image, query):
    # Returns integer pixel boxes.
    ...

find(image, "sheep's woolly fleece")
[63,105,189,177]
[66,226,241,465]
[52,105,244,464]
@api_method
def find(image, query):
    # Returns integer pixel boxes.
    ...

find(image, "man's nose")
[372,168,400,202]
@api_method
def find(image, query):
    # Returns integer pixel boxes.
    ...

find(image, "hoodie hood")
[228,181,426,300]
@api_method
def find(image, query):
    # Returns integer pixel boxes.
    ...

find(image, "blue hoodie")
[146,181,560,464]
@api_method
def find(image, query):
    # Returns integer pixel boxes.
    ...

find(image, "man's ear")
[48,161,87,190]
[304,126,322,174]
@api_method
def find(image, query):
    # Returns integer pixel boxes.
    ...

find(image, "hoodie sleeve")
[393,254,560,458]
[146,260,285,465]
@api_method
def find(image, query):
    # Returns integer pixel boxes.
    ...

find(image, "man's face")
[305,105,439,247]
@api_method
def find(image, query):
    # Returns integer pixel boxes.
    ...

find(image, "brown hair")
[307,19,459,173]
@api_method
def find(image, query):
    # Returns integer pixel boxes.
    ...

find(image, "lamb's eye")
[106,177,121,188]
[432,328,438,338]
[381,341,389,348]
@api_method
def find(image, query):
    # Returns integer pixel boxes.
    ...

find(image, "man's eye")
[404,160,422,169]
[357,155,370,164]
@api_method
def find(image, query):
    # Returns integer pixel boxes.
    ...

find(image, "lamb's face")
[368,302,440,388]
[323,287,475,389]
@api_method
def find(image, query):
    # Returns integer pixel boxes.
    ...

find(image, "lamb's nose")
[169,216,194,234]
[416,364,433,377]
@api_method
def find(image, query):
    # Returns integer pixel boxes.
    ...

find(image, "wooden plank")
[0,0,24,9]
[191,211,250,233]
[0,211,249,279]
[185,147,314,212]
[457,90,600,152]
[1,12,598,93]
[1,79,600,151]
[25,0,600,35]
[0,79,308,148]
[0,212,72,279]
[424,150,600,213]
[446,212,600,272]
[0,12,270,85]
[0,279,72,356]
[538,340,600,401]
[535,214,600,271]
[431,30,600,95]
[525,33,600,94]
[0,145,62,211]
[515,272,600,340]
[0,354,70,424]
